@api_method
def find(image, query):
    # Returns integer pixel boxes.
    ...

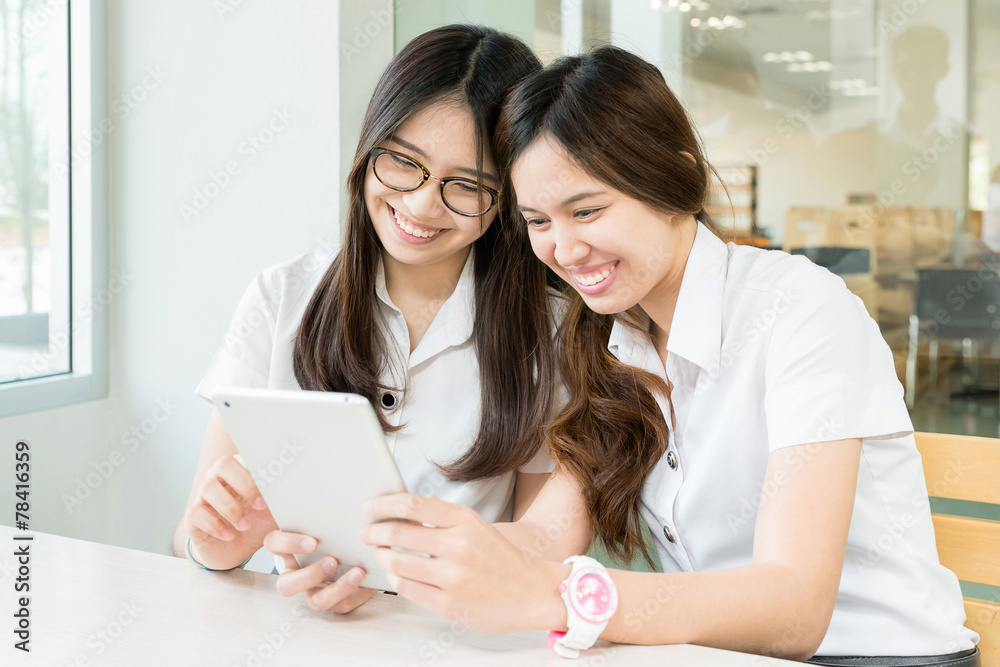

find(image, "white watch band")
[552,555,618,659]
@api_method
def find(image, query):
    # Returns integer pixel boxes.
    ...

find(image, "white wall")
[0,0,391,566]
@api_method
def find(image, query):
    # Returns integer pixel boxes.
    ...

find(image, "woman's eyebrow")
[518,190,608,213]
[392,136,498,183]
[393,137,429,159]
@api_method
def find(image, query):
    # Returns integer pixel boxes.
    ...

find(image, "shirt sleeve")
[194,271,278,404]
[763,268,914,451]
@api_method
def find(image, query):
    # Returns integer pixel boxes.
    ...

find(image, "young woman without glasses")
[361,46,980,667]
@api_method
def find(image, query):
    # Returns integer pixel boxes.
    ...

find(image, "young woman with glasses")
[359,47,981,666]
[172,24,571,616]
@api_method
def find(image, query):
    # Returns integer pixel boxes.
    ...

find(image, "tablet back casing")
[213,387,407,591]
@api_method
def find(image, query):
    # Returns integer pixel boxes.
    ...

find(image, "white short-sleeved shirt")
[611,221,977,656]
[195,247,555,572]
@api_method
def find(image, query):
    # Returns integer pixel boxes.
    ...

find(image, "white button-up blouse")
[194,247,554,571]
[610,221,978,656]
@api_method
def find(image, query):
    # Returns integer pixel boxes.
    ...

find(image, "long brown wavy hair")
[496,46,725,564]
[293,25,554,481]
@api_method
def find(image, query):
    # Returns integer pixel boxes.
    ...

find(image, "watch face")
[568,568,619,623]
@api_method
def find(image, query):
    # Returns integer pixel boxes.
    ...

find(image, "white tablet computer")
[212,387,407,592]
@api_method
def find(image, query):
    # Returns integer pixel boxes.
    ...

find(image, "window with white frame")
[0,0,108,418]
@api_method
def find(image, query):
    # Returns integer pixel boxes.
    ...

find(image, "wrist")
[186,536,252,571]
[533,560,572,631]
[546,555,620,659]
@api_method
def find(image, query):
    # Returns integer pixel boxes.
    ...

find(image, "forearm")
[497,474,593,561]
[495,513,591,562]
[533,563,829,661]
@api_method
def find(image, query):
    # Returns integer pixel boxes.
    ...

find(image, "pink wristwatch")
[547,555,619,659]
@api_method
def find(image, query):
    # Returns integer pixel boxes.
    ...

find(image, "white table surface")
[0,526,802,666]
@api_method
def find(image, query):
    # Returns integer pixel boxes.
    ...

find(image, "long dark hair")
[293,25,554,481]
[496,46,724,564]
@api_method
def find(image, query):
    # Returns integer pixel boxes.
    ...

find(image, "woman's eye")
[525,218,548,228]
[453,181,479,194]
[576,208,601,219]
[390,154,414,168]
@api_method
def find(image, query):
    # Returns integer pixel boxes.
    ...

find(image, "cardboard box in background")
[875,276,915,330]
[843,274,878,320]
[913,207,955,268]
[875,208,914,277]
[829,207,876,257]
[784,208,828,250]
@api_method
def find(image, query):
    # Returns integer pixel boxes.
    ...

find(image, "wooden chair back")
[915,432,1000,666]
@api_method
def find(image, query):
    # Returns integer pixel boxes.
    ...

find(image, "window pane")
[0,0,70,384]
[399,0,1000,438]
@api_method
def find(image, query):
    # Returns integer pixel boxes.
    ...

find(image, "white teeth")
[574,264,617,287]
[392,207,441,239]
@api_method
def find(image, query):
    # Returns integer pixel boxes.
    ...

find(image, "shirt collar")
[443,249,477,346]
[608,221,728,372]
[374,249,477,350]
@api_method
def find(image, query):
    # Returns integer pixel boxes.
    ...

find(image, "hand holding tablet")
[212,387,409,593]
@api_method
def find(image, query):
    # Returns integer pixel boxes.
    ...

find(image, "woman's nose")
[553,224,589,268]
[402,179,448,220]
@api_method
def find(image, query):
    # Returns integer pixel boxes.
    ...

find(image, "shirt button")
[663,525,675,543]
[666,450,678,470]
[380,392,396,409]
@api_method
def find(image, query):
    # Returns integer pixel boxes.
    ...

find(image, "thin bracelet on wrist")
[185,535,254,571]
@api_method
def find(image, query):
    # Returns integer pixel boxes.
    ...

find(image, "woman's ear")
[680,151,697,165]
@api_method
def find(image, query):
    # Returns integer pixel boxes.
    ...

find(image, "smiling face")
[512,136,696,316]
[364,100,500,268]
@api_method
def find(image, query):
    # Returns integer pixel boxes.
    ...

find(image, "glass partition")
[397,0,1000,438]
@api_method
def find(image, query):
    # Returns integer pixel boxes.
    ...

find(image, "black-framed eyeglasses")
[369,146,502,217]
